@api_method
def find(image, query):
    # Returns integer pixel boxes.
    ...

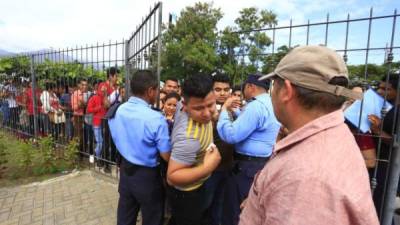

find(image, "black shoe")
[96,160,104,168]
[103,165,111,173]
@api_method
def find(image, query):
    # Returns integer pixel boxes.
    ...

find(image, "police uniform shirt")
[108,96,171,167]
[217,93,280,157]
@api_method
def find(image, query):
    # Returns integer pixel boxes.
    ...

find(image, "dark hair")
[79,78,87,83]
[232,85,242,93]
[212,73,231,85]
[130,70,158,96]
[107,67,120,78]
[274,76,348,113]
[45,82,54,91]
[164,92,181,103]
[182,74,213,100]
[381,73,399,90]
[165,78,179,83]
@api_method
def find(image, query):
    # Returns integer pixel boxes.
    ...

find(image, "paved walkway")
[0,171,119,225]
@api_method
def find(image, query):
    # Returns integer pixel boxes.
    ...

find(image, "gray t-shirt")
[170,105,213,191]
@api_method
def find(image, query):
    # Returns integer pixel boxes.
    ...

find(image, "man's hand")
[203,145,221,173]
[101,85,108,95]
[368,114,381,134]
[78,100,85,109]
[222,96,241,112]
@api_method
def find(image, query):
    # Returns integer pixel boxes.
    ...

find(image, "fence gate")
[124,2,163,103]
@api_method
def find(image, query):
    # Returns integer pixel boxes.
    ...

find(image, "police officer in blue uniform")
[108,70,171,225]
[217,74,280,225]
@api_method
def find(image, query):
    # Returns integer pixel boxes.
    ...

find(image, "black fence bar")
[234,12,400,34]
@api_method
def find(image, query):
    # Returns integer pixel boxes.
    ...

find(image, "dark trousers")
[73,115,84,151]
[117,160,164,225]
[222,160,267,225]
[104,120,117,162]
[373,161,388,219]
[204,170,230,225]
[28,115,35,136]
[83,123,94,155]
[9,107,19,130]
[168,185,208,225]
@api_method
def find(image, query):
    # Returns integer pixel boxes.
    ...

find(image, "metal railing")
[0,4,400,224]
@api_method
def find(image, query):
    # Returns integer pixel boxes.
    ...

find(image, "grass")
[0,130,79,187]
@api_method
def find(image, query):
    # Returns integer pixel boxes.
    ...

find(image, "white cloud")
[0,0,397,54]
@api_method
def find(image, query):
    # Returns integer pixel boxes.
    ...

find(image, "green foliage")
[38,136,56,173]
[234,7,277,70]
[161,2,223,80]
[347,63,400,83]
[262,45,292,74]
[0,56,30,77]
[65,138,79,166]
[19,142,34,171]
[0,134,8,177]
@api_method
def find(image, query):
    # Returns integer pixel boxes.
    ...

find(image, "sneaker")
[103,165,111,174]
[96,160,104,168]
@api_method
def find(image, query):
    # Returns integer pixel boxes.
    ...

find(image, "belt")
[234,153,269,162]
[121,157,158,176]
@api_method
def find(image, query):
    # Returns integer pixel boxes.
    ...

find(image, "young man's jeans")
[93,126,103,158]
[1,101,10,126]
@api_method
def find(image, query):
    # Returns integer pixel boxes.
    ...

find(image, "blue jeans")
[65,116,73,140]
[1,101,10,126]
[93,126,103,158]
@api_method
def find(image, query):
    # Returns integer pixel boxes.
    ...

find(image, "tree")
[217,26,242,84]
[262,45,292,74]
[161,2,223,80]
[234,8,277,73]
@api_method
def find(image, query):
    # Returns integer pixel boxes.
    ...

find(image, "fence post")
[381,9,398,225]
[29,55,38,138]
[156,2,163,108]
[124,40,130,99]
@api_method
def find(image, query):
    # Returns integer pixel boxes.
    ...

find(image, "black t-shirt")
[379,107,399,160]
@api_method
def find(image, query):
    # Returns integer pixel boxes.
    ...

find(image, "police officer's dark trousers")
[117,158,164,225]
[222,155,268,225]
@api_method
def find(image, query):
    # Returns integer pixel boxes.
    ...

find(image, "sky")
[0,0,399,65]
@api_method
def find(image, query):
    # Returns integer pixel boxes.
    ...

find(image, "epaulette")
[151,106,162,112]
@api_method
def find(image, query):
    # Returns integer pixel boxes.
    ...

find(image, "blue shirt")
[217,93,280,157]
[108,97,171,167]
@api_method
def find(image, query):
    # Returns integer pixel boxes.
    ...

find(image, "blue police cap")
[244,74,270,90]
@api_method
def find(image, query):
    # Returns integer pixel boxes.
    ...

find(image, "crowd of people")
[2,45,399,225]
[0,67,125,171]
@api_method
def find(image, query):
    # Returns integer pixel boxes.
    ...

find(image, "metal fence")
[0,4,400,224]
[0,2,163,179]
[231,9,400,224]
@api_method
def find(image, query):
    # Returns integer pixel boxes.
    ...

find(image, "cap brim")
[259,72,276,81]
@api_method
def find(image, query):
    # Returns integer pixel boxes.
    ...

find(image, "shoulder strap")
[105,102,123,120]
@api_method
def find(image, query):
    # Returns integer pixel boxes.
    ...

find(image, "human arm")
[86,97,102,114]
[167,145,220,186]
[155,118,172,162]
[217,102,261,144]
[368,114,392,144]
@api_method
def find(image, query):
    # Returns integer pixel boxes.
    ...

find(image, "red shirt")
[98,81,114,97]
[86,94,107,127]
[25,88,42,115]
[354,133,376,151]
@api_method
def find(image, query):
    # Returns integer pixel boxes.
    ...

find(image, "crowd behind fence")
[1,5,400,224]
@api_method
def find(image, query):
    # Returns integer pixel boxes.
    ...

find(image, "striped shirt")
[170,105,214,191]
